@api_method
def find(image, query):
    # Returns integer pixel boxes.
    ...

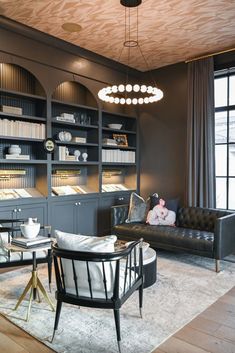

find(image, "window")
[214,68,235,210]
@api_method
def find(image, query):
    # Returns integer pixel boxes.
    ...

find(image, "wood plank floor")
[0,286,235,353]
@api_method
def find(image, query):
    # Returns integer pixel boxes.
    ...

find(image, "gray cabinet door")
[75,198,98,236]
[0,206,17,221]
[16,203,47,225]
[51,201,75,233]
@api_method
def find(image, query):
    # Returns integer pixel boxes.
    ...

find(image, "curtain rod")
[185,47,235,63]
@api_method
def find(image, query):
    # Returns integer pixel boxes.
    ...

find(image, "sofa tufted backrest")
[177,207,231,232]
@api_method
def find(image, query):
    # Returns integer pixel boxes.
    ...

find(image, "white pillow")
[55,230,117,298]
[0,225,11,257]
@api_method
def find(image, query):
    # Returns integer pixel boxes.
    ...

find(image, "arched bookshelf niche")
[51,80,99,196]
[0,63,48,200]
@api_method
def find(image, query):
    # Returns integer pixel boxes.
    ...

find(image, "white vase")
[8,145,21,155]
[82,152,88,162]
[20,218,40,239]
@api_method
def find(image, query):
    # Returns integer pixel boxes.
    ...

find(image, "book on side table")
[11,236,52,249]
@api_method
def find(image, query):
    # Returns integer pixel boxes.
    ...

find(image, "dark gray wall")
[139,63,188,203]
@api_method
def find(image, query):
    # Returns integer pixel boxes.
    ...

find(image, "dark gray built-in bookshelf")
[0,63,139,239]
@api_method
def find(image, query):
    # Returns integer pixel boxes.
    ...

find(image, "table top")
[5,238,55,253]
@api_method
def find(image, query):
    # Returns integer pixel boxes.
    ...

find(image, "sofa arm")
[111,204,129,228]
[214,213,235,259]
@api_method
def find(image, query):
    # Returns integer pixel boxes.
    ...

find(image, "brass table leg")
[14,251,55,321]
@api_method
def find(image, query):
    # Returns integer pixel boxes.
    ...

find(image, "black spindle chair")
[52,239,144,353]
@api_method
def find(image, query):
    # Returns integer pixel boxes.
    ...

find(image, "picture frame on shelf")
[113,134,128,147]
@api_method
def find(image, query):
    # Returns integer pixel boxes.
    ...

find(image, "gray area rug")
[1,252,235,353]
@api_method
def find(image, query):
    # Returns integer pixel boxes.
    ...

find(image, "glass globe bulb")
[120,98,125,105]
[144,97,149,104]
[106,86,112,94]
[112,85,118,93]
[118,84,125,92]
[149,96,154,103]
[126,84,132,92]
[138,98,144,104]
[152,87,158,95]
[147,86,153,94]
[109,96,115,103]
[126,98,132,105]
[98,90,103,99]
[133,84,140,92]
[132,98,138,105]
[114,97,120,104]
[140,85,147,93]
[104,96,110,102]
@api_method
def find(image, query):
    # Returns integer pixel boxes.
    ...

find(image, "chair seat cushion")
[113,223,214,253]
[55,231,118,298]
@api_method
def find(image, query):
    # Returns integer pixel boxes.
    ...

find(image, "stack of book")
[0,119,45,139]
[0,105,23,115]
[55,113,75,123]
[102,138,117,146]
[5,154,30,160]
[102,149,135,163]
[58,146,78,161]
[11,236,52,249]
[72,136,87,143]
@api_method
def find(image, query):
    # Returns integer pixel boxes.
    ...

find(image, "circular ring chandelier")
[98,0,164,105]
[98,84,163,105]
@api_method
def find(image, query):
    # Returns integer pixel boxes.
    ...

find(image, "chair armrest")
[111,204,129,228]
[214,213,235,259]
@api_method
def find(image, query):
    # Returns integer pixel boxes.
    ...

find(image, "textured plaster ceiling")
[1,0,235,71]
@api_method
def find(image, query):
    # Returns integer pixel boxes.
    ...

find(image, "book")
[0,105,22,115]
[72,137,87,143]
[12,236,52,248]
[14,189,32,198]
[73,185,87,194]
[5,154,30,160]
[0,189,20,200]
[55,116,75,123]
[52,185,77,195]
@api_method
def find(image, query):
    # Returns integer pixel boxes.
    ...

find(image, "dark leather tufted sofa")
[111,205,235,272]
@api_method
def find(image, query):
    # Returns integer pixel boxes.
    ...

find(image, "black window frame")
[214,67,235,210]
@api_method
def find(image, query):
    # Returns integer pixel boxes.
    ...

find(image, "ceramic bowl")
[20,222,40,239]
[107,124,122,130]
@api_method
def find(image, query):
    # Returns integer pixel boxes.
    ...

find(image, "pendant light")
[98,0,163,105]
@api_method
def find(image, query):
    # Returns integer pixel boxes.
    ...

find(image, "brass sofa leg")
[215,259,220,273]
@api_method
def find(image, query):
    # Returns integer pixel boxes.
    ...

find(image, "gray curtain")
[186,57,215,208]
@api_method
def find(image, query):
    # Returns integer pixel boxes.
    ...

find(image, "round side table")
[142,247,157,288]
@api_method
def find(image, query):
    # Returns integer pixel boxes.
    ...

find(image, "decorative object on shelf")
[58,131,72,142]
[107,124,122,130]
[113,134,128,146]
[43,138,56,153]
[97,0,163,105]
[74,149,81,161]
[20,218,40,239]
[82,152,88,162]
[8,145,21,155]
